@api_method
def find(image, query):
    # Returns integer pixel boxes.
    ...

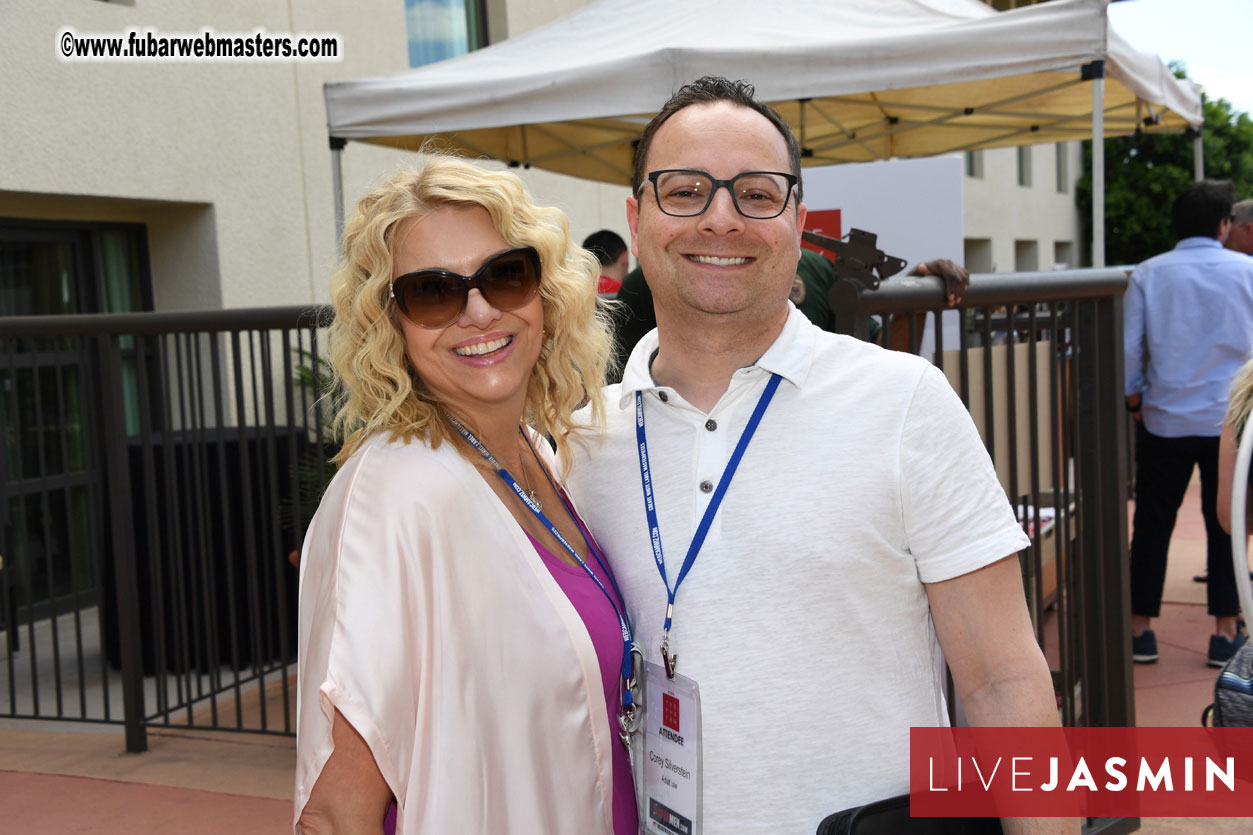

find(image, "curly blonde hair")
[1226,356,1253,441]
[327,154,612,467]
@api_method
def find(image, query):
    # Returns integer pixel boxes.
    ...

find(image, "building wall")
[962,143,1084,273]
[2,1,1081,315]
[3,0,418,311]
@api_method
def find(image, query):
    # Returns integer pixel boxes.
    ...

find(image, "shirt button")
[658,391,669,402]
[704,419,717,431]
[699,480,713,493]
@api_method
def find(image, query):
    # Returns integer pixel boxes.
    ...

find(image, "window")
[0,220,151,609]
[405,0,487,67]
[964,150,984,179]
[1014,239,1038,273]
[1054,241,1074,270]
[1017,145,1032,187]
[964,238,993,274]
[1055,143,1069,193]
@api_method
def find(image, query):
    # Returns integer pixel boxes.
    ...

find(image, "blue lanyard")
[635,372,782,677]
[447,415,637,708]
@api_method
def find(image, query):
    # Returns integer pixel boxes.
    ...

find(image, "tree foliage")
[1076,80,1253,267]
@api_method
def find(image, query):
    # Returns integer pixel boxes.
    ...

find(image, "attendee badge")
[639,661,702,835]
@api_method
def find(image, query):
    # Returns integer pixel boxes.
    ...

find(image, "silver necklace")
[518,432,542,512]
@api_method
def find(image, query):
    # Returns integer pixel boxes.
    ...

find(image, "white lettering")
[1066,757,1097,792]
[1012,757,1033,791]
[1104,757,1128,791]
[1207,757,1236,791]
[972,757,1002,791]
[1040,756,1058,792]
[1137,759,1172,792]
[1185,757,1193,792]
[929,758,948,791]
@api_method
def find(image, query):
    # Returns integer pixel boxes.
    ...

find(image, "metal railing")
[839,267,1134,834]
[836,268,1134,722]
[0,306,332,752]
[0,271,1136,776]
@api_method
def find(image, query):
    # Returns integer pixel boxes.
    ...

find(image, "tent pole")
[331,136,347,250]
[1088,62,1105,268]
[1194,131,1205,181]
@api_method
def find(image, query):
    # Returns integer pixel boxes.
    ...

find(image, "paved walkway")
[0,721,293,834]
[0,475,1247,832]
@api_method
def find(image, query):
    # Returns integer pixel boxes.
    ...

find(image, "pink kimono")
[294,432,616,834]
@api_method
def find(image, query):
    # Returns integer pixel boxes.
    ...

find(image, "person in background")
[295,155,636,835]
[583,229,630,295]
[1125,180,1253,668]
[1195,198,1253,582]
[1224,198,1253,256]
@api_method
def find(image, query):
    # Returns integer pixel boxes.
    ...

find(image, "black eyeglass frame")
[642,169,801,219]
[389,245,542,329]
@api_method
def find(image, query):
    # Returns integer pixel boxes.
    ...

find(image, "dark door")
[0,222,150,651]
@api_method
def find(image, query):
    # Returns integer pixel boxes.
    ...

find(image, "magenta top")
[525,520,640,835]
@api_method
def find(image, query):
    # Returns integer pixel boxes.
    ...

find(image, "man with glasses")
[567,77,1063,834]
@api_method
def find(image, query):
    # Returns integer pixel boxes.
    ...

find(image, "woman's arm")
[298,709,393,835]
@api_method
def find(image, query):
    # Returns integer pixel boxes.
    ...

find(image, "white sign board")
[802,155,964,356]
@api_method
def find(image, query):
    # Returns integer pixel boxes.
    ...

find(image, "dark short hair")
[582,229,628,267]
[632,76,803,204]
[1172,180,1235,240]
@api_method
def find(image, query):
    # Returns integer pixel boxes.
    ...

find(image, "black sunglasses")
[390,246,541,328]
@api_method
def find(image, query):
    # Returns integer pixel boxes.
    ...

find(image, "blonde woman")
[295,156,637,835]
[1219,357,1253,534]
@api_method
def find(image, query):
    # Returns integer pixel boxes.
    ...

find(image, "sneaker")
[1208,632,1248,668]
[1132,630,1158,663]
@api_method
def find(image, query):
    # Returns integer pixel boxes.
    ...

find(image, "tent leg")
[331,137,347,251]
[1194,132,1205,181]
[1092,75,1105,269]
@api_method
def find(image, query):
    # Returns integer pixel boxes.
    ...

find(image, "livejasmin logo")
[928,754,1235,794]
[910,727,1253,817]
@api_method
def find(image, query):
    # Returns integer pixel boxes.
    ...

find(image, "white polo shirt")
[566,304,1028,833]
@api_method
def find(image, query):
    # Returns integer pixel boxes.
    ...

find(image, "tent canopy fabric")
[324,0,1202,186]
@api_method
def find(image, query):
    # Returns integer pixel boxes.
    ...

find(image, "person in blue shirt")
[1125,179,1253,668]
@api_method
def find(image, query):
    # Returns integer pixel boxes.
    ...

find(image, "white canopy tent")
[324,0,1202,266]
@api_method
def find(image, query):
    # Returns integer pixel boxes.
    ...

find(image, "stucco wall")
[3,0,1080,314]
[3,0,416,310]
[962,143,1084,273]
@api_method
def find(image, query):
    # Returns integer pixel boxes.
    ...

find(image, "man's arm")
[926,555,1077,835]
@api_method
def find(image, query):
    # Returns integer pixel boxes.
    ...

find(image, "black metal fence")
[0,271,1134,771]
[841,267,1134,835]
[835,267,1134,730]
[0,306,333,752]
